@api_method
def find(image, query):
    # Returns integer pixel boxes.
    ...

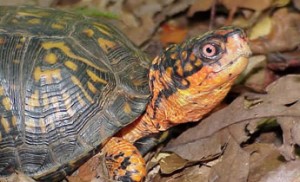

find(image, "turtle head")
[147,27,251,128]
[150,26,251,92]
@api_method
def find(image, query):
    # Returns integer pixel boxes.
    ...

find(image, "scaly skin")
[103,27,252,181]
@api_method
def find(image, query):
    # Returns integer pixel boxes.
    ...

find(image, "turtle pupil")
[206,47,212,53]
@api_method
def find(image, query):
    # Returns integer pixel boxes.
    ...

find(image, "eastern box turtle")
[0,6,251,182]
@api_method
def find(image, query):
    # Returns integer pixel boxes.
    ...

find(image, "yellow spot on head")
[165,67,173,77]
[64,61,78,71]
[189,53,196,61]
[195,59,202,67]
[170,53,178,60]
[184,62,194,72]
[87,81,97,94]
[28,18,41,24]
[123,102,132,114]
[1,117,10,133]
[51,23,64,30]
[83,29,94,37]
[181,51,187,60]
[44,53,58,64]
[98,38,116,52]
[2,97,11,111]
[86,70,107,84]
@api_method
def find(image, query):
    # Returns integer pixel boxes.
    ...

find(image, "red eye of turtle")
[200,43,222,59]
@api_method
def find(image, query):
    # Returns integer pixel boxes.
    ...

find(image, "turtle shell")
[0,6,150,180]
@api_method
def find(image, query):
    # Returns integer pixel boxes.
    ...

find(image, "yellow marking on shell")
[28,18,41,24]
[42,93,49,107]
[184,62,194,72]
[76,93,86,107]
[62,93,75,116]
[64,61,78,71]
[20,37,26,44]
[39,119,46,133]
[86,70,107,84]
[33,67,62,84]
[29,90,40,107]
[83,29,94,37]
[0,86,4,95]
[2,97,12,111]
[93,23,111,36]
[17,12,43,17]
[44,53,58,64]
[0,37,5,45]
[16,44,23,49]
[97,38,116,52]
[87,81,97,94]
[26,119,36,131]
[12,19,18,23]
[123,102,132,114]
[195,59,202,67]
[42,42,106,72]
[51,23,64,30]
[0,132,2,142]
[71,76,93,103]
[13,60,21,64]
[11,116,17,127]
[1,117,10,133]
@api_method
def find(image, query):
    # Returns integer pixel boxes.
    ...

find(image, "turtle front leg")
[103,137,146,182]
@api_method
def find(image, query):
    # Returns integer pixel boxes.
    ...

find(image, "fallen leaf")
[258,160,300,182]
[208,138,250,182]
[250,8,300,54]
[244,143,283,182]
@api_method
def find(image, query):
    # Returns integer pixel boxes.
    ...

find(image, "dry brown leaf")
[293,0,300,10]
[221,0,272,11]
[244,143,283,182]
[159,153,188,174]
[258,160,300,182]
[160,21,188,46]
[208,138,250,182]
[250,8,300,54]
[187,0,214,16]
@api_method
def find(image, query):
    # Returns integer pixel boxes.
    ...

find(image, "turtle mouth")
[211,55,249,75]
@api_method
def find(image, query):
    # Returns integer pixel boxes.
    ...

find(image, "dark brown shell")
[0,6,150,180]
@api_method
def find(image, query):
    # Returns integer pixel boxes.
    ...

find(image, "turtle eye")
[200,43,222,59]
